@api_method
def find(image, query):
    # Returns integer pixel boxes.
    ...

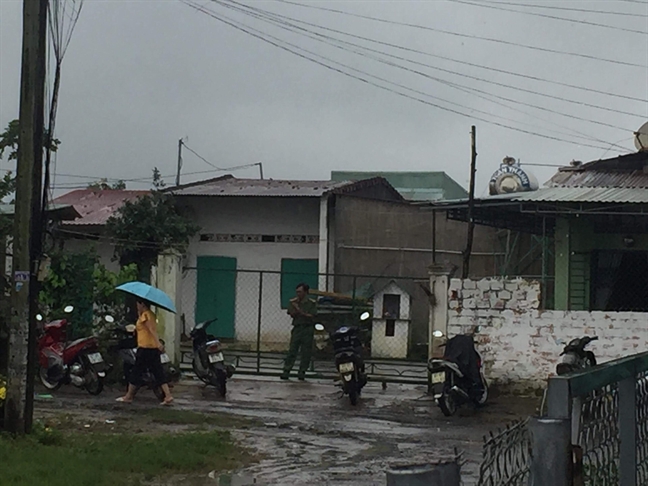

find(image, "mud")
[34,376,537,485]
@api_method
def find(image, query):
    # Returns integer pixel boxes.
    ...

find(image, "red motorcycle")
[37,306,106,395]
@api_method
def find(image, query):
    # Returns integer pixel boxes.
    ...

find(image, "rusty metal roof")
[512,187,648,204]
[549,151,648,188]
[166,175,402,200]
[53,189,149,226]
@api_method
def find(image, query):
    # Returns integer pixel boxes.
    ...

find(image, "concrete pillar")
[155,251,182,364]
[318,195,332,292]
[428,264,450,360]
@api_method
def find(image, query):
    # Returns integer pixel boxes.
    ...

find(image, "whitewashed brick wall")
[448,277,648,393]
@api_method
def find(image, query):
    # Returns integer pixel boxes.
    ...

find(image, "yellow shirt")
[136,310,158,349]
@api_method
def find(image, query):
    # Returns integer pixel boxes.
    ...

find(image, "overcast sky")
[1,0,647,196]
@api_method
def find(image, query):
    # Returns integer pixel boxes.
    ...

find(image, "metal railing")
[477,419,530,486]
[533,351,648,486]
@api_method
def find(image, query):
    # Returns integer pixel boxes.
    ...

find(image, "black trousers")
[130,348,167,387]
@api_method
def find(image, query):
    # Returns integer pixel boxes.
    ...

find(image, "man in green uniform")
[281,282,317,381]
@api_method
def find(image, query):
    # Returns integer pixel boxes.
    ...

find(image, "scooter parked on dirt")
[105,315,179,401]
[190,318,235,397]
[37,306,106,395]
[428,330,488,416]
[315,312,370,406]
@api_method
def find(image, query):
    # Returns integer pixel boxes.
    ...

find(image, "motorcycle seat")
[44,319,67,330]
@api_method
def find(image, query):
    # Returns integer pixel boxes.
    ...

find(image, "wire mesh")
[576,385,620,486]
[178,268,430,382]
[477,419,530,486]
[636,372,648,485]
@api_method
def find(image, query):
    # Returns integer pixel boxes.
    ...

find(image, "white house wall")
[180,196,321,348]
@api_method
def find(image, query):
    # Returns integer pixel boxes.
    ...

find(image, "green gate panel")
[280,259,319,309]
[196,256,237,338]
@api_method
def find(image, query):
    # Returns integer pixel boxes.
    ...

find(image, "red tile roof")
[53,189,149,226]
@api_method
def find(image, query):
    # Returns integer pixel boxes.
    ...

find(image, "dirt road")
[34,376,536,485]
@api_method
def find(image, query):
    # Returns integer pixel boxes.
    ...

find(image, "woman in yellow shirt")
[117,299,173,405]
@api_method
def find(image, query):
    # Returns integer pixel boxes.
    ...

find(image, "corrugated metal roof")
[53,189,149,226]
[550,169,648,188]
[0,203,80,220]
[168,176,356,197]
[511,187,648,204]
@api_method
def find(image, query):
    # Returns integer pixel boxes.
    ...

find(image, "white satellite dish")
[635,121,648,152]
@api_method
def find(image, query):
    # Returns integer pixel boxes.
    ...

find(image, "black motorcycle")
[190,318,235,397]
[428,332,488,417]
[105,316,179,401]
[556,336,598,375]
[316,321,367,406]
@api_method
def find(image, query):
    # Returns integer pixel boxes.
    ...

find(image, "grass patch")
[2,423,248,486]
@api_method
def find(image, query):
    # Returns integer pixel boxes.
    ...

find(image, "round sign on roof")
[635,121,648,152]
[489,157,539,196]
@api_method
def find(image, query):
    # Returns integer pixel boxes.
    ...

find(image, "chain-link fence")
[637,371,648,484]
[477,419,530,486]
[178,268,430,383]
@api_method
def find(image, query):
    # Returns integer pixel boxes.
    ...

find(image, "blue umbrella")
[116,281,177,314]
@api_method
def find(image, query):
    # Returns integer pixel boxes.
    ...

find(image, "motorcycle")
[190,318,235,397]
[105,315,179,401]
[37,306,106,395]
[315,311,370,406]
[556,335,598,375]
[428,330,488,417]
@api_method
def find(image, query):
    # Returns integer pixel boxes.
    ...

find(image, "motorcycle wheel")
[192,356,211,385]
[39,366,62,391]
[477,374,489,406]
[210,371,227,397]
[348,381,359,406]
[84,367,104,396]
[439,392,457,417]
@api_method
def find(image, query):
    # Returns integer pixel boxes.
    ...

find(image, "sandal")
[116,397,132,403]
[161,397,174,406]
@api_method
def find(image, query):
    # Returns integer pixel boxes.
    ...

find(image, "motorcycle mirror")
[36,314,43,322]
[104,315,115,323]
[64,305,74,313]
[433,330,444,338]
[360,312,371,321]
[314,324,325,331]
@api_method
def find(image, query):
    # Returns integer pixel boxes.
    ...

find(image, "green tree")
[105,168,199,282]
[38,249,138,338]
[0,118,60,162]
[87,179,127,191]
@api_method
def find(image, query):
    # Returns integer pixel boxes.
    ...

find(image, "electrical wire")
[271,0,647,69]
[182,143,224,170]
[476,0,648,18]
[225,0,646,106]
[218,0,640,143]
[184,1,630,152]
[448,0,648,35]
[212,0,637,150]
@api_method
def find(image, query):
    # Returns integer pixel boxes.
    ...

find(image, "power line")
[216,0,637,151]
[448,0,648,35]
[226,0,646,107]
[476,0,648,18]
[221,0,643,137]
[182,143,225,170]
[184,1,628,152]
[271,0,648,69]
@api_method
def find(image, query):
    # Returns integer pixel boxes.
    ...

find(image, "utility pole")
[5,0,48,435]
[462,126,477,279]
[257,162,264,180]
[175,139,183,186]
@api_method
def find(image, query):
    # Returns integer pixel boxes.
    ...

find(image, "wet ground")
[34,376,537,485]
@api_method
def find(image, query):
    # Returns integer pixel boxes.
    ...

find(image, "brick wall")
[447,277,648,393]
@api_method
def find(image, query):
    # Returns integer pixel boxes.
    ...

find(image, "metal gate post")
[619,376,637,486]
[529,417,572,486]
[256,271,263,373]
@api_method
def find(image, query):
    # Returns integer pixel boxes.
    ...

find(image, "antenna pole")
[462,125,477,279]
[258,162,264,180]
[175,139,183,187]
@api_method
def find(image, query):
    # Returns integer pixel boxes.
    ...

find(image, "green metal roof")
[330,171,467,201]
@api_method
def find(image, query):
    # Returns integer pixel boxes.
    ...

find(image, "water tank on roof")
[489,156,539,196]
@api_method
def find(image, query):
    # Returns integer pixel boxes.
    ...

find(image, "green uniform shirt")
[290,297,317,326]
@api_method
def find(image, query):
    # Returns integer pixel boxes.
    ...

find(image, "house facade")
[439,150,648,311]
[166,176,403,347]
